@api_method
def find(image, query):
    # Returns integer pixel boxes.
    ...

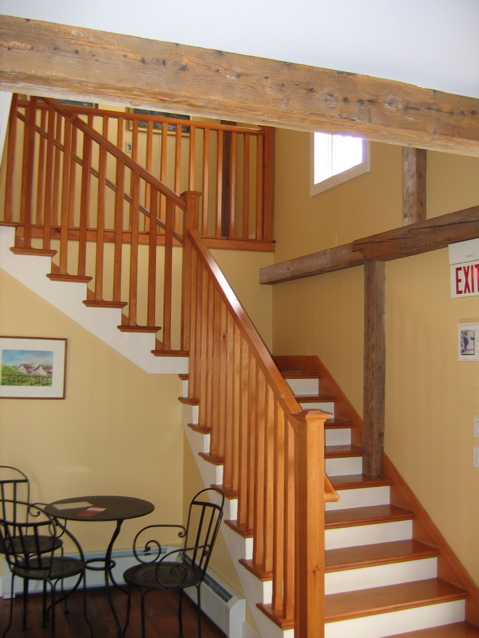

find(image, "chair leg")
[81,576,94,637]
[140,590,148,638]
[196,585,202,638]
[21,578,27,630]
[178,589,184,637]
[2,575,15,638]
[122,586,132,637]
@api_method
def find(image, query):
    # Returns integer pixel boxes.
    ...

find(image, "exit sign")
[449,239,479,298]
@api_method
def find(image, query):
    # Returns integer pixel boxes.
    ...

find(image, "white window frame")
[310,132,370,196]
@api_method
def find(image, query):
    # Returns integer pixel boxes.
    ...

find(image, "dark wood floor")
[0,586,227,637]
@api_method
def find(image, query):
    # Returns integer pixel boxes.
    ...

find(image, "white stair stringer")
[181,399,289,638]
[0,226,187,374]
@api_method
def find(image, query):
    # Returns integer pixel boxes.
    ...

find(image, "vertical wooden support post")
[181,190,201,352]
[403,147,427,225]
[363,261,386,477]
[294,410,327,638]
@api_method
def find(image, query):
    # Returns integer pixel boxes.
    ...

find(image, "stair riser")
[325,599,465,638]
[326,456,363,476]
[326,486,390,510]
[285,378,319,396]
[325,428,351,446]
[299,400,335,413]
[326,520,413,550]
[326,557,437,594]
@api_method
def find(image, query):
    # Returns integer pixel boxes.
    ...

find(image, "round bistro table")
[44,495,154,636]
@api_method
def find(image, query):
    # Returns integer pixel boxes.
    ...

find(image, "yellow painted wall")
[0,269,183,560]
[0,243,271,595]
[272,129,479,585]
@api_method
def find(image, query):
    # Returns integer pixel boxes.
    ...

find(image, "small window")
[311,132,370,196]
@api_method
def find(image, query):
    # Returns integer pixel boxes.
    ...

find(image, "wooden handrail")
[183,227,335,635]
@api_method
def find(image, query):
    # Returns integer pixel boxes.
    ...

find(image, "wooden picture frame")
[127,108,191,134]
[0,337,67,399]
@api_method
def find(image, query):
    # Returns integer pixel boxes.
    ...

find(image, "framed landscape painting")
[0,337,67,399]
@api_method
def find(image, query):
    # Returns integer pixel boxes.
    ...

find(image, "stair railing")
[2,94,195,351]
[182,220,338,637]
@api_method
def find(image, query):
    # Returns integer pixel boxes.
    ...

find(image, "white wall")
[1,0,478,99]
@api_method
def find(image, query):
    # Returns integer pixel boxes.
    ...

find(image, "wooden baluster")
[68,126,78,228]
[52,112,62,227]
[263,384,275,573]
[201,129,210,236]
[253,371,266,568]
[159,122,168,226]
[228,131,237,238]
[222,313,235,488]
[127,171,140,326]
[242,133,251,240]
[144,120,153,232]
[211,291,226,458]
[162,197,173,347]
[188,249,199,399]
[94,117,108,300]
[248,360,260,530]
[262,127,275,241]
[36,107,47,226]
[78,115,92,277]
[256,133,265,241]
[235,339,252,504]
[113,152,124,304]
[4,93,18,223]
[174,125,182,232]
[19,96,36,248]
[271,406,286,612]
[147,188,158,328]
[204,277,215,431]
[58,116,72,274]
[42,104,55,251]
[283,416,296,621]
[188,126,196,191]
[215,129,223,237]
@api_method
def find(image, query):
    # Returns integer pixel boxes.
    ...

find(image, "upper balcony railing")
[1,95,274,252]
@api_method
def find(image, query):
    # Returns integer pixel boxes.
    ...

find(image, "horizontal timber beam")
[259,205,479,284]
[1,16,479,155]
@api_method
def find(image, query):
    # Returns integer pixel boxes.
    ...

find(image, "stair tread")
[325,578,467,622]
[297,393,336,402]
[326,539,439,572]
[329,473,393,489]
[325,444,363,458]
[391,621,479,636]
[325,504,414,528]
[325,417,353,428]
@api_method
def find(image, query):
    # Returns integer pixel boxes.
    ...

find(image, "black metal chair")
[122,487,225,638]
[0,500,93,637]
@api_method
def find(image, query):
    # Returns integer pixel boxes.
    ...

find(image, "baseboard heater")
[2,548,245,638]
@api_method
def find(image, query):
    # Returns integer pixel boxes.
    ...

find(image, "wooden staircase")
[270,355,479,637]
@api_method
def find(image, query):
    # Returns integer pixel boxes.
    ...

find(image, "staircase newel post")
[293,409,328,638]
[181,190,202,353]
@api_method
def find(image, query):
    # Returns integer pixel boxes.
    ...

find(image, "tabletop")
[44,495,155,522]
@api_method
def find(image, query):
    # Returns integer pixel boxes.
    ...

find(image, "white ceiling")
[1,0,479,99]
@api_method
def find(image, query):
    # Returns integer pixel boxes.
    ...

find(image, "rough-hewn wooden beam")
[1,16,479,155]
[363,261,385,477]
[403,148,427,225]
[259,205,479,284]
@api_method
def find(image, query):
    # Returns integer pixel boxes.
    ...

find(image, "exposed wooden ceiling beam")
[1,16,479,155]
[259,206,479,284]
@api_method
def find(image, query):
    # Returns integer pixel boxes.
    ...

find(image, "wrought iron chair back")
[0,500,92,637]
[122,487,225,638]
